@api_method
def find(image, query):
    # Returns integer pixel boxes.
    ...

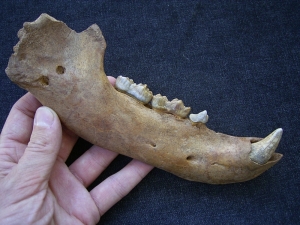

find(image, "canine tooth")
[115,76,133,92]
[249,128,283,165]
[189,110,208,123]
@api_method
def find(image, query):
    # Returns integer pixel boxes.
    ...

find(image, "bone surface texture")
[5,14,283,184]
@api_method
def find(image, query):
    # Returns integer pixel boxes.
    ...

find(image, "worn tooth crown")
[115,77,192,118]
[151,94,191,118]
[249,128,283,165]
[166,99,191,118]
[128,83,153,103]
[189,110,209,123]
[116,76,207,121]
[115,76,133,91]
[116,76,153,104]
[151,94,168,111]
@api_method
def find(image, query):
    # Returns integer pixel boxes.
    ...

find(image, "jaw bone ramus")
[5,13,283,184]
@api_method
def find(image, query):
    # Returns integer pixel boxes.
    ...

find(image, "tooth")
[165,99,191,118]
[127,83,153,104]
[115,76,153,104]
[189,110,209,123]
[115,76,134,92]
[151,94,191,118]
[249,128,283,165]
[151,94,168,111]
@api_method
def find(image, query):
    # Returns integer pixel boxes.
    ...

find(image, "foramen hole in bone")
[56,65,65,74]
[38,75,49,86]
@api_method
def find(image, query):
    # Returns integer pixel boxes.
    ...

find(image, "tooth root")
[189,110,209,123]
[249,128,283,165]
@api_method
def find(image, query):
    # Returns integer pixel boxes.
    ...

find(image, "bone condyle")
[5,14,283,184]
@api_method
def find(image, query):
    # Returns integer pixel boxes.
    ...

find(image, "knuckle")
[27,135,51,153]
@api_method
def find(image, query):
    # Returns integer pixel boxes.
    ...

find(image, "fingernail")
[34,107,54,128]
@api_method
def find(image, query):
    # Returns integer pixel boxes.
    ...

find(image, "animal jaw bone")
[5,14,283,184]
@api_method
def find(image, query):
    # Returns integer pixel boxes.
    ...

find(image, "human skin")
[0,78,153,224]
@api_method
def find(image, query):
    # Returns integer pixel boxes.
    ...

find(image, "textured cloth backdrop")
[0,1,299,224]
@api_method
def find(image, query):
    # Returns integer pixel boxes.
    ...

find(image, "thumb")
[18,106,62,184]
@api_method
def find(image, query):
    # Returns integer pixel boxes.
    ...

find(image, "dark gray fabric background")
[1,1,299,224]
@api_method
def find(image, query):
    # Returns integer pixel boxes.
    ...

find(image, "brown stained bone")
[5,14,283,184]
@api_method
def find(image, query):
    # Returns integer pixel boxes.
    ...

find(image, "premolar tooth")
[115,76,153,104]
[249,128,283,165]
[166,99,191,118]
[151,94,191,118]
[189,110,209,123]
[151,94,168,111]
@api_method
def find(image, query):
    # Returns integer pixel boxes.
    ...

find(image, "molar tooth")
[189,110,209,123]
[115,76,133,92]
[115,76,153,104]
[127,83,153,104]
[249,128,283,165]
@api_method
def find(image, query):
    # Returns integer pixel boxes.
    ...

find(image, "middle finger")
[68,145,118,187]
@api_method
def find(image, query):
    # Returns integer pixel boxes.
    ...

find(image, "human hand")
[0,77,153,225]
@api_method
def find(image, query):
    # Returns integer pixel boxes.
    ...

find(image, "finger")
[49,161,100,225]
[17,106,62,185]
[0,93,41,146]
[90,159,154,216]
[0,93,42,170]
[107,76,116,86]
[69,145,118,187]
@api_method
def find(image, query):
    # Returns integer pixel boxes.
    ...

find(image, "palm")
[0,79,153,224]
[48,157,101,224]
